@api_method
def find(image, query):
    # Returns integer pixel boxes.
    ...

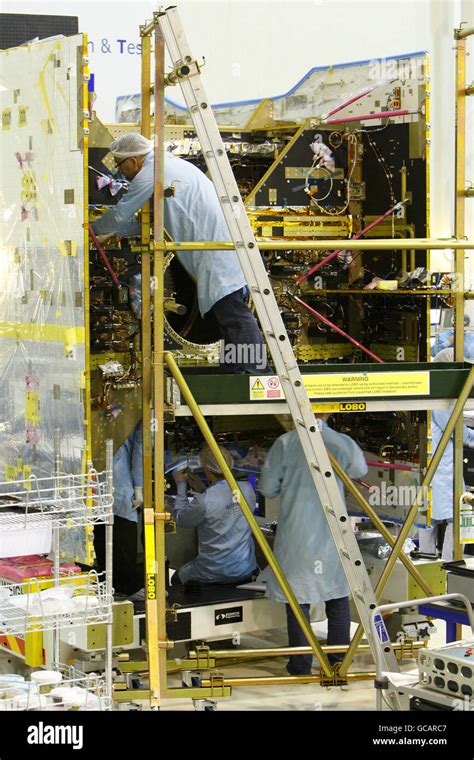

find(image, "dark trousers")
[209,288,268,373]
[285,596,351,675]
[94,516,144,596]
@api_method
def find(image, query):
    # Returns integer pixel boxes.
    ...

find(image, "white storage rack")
[0,665,112,711]
[0,440,114,710]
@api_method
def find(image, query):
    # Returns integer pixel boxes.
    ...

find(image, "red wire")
[296,201,404,285]
[293,294,384,363]
[88,225,120,287]
[326,108,412,126]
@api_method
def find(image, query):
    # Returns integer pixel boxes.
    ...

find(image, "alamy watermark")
[219,342,268,371]
[368,57,426,83]
[27,722,83,750]
[368,483,428,508]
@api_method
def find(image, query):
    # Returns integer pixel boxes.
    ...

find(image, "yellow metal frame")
[453,26,473,565]
[130,13,474,709]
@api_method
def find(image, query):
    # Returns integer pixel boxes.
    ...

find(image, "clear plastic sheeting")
[0,36,88,560]
[115,51,426,128]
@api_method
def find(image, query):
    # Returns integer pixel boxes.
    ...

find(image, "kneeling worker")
[171,445,257,585]
[259,414,368,675]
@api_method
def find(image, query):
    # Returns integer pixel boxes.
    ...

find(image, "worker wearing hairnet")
[418,347,474,560]
[170,444,257,584]
[94,421,144,595]
[92,133,267,373]
[258,415,367,675]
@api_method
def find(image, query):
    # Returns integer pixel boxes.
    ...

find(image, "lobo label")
[146,573,156,600]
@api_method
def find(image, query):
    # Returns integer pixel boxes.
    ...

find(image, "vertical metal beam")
[105,439,114,704]
[140,28,160,708]
[453,33,467,563]
[82,34,92,485]
[153,23,169,699]
[52,427,61,670]
[339,366,474,676]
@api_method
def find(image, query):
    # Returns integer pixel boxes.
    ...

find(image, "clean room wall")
[3,0,473,289]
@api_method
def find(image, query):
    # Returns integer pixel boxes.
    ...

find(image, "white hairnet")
[109,133,154,159]
[199,445,234,475]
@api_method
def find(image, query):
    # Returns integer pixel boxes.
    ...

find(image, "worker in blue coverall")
[92,132,267,374]
[418,347,474,560]
[259,414,367,675]
[171,444,257,585]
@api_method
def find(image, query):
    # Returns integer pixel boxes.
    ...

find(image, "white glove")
[94,232,115,245]
[132,486,143,509]
[310,135,335,172]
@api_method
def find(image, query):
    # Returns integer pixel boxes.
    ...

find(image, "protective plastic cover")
[115,51,426,129]
[0,35,89,561]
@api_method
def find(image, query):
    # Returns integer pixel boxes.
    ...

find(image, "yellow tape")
[0,322,85,345]
[58,240,77,257]
[25,629,44,667]
[25,392,41,425]
[37,48,59,135]
[18,105,28,127]
[5,635,22,656]
[23,465,32,490]
[144,522,156,575]
[5,465,18,481]
[2,108,11,130]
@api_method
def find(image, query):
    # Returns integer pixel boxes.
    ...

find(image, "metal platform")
[173,362,474,415]
[132,583,286,644]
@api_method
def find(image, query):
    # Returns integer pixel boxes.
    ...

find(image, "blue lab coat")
[92,152,246,316]
[112,423,143,523]
[258,423,368,604]
[430,408,474,521]
[172,479,257,583]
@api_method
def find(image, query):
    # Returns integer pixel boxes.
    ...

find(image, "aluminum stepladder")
[156,5,402,709]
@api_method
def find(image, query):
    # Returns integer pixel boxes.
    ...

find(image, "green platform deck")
[173,362,474,415]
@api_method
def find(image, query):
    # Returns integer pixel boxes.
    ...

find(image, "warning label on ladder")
[250,376,283,400]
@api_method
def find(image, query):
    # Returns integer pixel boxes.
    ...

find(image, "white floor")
[140,619,474,711]
[1,618,471,711]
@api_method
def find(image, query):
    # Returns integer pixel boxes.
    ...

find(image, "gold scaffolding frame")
[128,13,474,708]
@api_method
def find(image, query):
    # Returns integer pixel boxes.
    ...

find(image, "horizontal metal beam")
[113,686,232,701]
[156,238,474,252]
[162,686,232,699]
[188,641,423,659]
[119,658,217,671]
[303,289,474,297]
[174,399,468,416]
[201,672,376,687]
[455,26,474,39]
